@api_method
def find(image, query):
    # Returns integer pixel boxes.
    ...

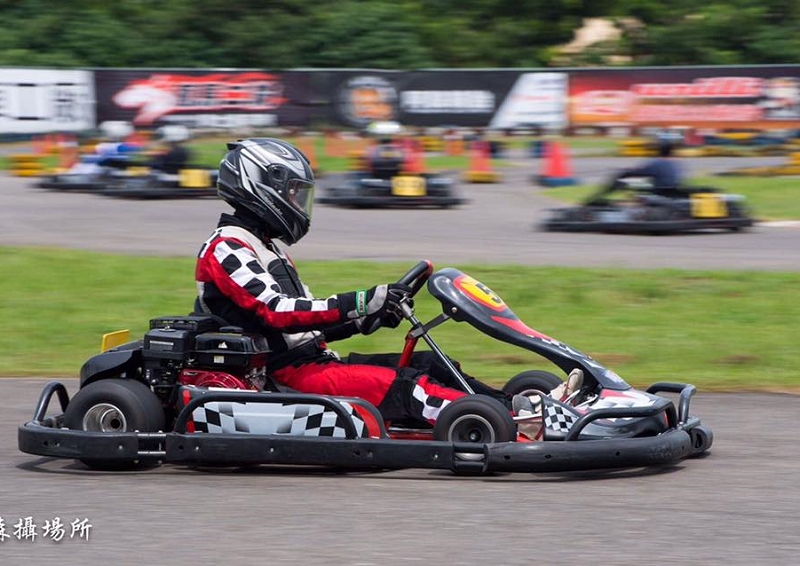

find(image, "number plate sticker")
[127,166,151,176]
[454,275,507,311]
[179,169,211,188]
[690,193,728,218]
[391,175,427,197]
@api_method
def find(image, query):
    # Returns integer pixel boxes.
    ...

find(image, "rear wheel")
[502,370,563,396]
[64,378,165,470]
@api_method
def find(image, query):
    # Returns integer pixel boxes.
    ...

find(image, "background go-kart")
[1,149,799,564]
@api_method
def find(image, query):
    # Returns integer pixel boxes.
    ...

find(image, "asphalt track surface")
[2,156,799,564]
[1,154,799,270]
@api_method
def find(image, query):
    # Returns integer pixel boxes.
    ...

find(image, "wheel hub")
[82,403,128,433]
[447,414,496,444]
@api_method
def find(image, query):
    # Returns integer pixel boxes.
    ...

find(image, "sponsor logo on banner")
[112,72,286,125]
[0,69,95,134]
[572,90,633,117]
[759,77,800,120]
[400,90,495,114]
[489,72,567,129]
[570,72,800,127]
[337,75,398,127]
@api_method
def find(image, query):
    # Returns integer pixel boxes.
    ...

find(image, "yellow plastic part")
[101,330,131,352]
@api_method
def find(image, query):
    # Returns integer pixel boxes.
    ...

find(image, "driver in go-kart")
[150,125,191,175]
[194,138,573,431]
[364,121,406,179]
[615,137,684,196]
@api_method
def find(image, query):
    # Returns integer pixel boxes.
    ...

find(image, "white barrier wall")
[0,69,95,134]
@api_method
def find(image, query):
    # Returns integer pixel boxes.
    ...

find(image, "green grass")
[187,137,472,172]
[2,247,799,392]
[693,176,800,221]
[560,136,619,152]
[541,175,800,221]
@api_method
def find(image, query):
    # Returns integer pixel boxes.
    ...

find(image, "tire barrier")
[8,153,46,177]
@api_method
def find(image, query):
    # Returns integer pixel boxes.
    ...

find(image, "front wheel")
[501,370,563,396]
[433,395,517,444]
[63,378,165,470]
[688,424,714,456]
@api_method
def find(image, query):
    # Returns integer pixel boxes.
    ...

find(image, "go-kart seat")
[368,148,405,179]
[650,186,687,199]
[153,145,190,175]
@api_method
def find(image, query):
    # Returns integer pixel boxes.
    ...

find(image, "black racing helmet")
[657,138,674,157]
[217,138,315,245]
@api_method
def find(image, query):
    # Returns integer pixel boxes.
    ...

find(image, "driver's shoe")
[512,392,543,440]
[512,392,542,417]
[549,369,585,402]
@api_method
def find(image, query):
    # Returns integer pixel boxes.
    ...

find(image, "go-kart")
[18,261,712,476]
[541,176,754,234]
[98,167,219,199]
[36,143,144,192]
[316,147,467,209]
[36,159,137,193]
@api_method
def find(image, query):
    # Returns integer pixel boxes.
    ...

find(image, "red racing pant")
[271,351,508,425]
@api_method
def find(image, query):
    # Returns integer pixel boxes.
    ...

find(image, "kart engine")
[142,316,269,402]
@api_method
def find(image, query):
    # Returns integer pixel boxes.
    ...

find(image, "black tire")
[501,370,563,396]
[63,378,165,470]
[433,395,517,444]
[688,424,714,456]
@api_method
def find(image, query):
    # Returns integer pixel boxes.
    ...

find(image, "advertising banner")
[396,70,518,128]
[317,71,403,129]
[0,68,95,134]
[321,70,560,129]
[94,69,311,129]
[569,66,800,129]
[489,72,568,130]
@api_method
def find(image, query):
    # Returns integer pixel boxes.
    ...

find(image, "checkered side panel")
[191,401,366,438]
[542,400,579,433]
[336,401,367,438]
[589,390,657,422]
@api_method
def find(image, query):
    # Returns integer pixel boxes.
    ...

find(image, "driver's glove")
[359,295,414,334]
[338,283,412,321]
[360,309,403,333]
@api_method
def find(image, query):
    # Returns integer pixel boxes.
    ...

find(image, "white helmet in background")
[99,121,134,141]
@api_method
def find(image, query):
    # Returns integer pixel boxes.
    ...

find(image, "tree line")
[1,0,798,69]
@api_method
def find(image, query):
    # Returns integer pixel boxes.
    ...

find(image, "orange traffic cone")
[323,132,347,158]
[35,134,57,155]
[537,141,576,186]
[57,133,80,171]
[463,140,500,183]
[401,138,426,175]
[31,135,47,156]
[444,136,464,156]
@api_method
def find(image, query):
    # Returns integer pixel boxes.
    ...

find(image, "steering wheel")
[397,259,433,297]
[361,260,433,335]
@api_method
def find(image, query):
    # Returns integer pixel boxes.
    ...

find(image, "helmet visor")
[286,178,314,219]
